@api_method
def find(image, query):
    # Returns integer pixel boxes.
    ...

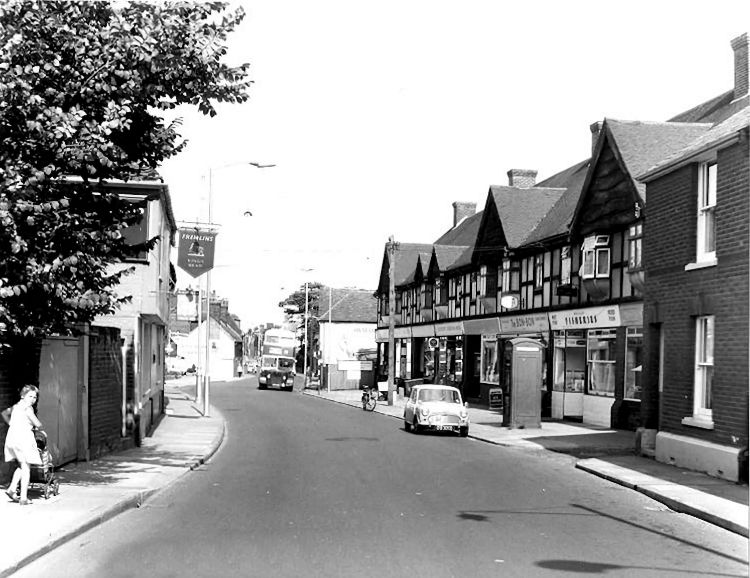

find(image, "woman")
[2,385,43,505]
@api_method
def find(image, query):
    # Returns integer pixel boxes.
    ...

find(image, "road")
[15,377,749,578]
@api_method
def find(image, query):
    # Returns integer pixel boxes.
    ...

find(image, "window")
[560,246,572,284]
[121,201,150,261]
[587,329,616,396]
[481,336,500,384]
[697,162,716,262]
[582,235,610,279]
[693,316,714,420]
[535,255,544,289]
[628,223,643,270]
[624,327,642,400]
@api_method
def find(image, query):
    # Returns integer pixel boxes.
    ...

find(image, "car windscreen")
[261,356,277,368]
[278,358,294,370]
[418,389,460,403]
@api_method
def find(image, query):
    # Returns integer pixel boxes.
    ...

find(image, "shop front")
[478,313,549,408]
[548,303,642,429]
[433,321,464,389]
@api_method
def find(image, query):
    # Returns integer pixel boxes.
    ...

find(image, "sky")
[159,0,749,331]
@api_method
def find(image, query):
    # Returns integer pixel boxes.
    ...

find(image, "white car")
[403,384,469,437]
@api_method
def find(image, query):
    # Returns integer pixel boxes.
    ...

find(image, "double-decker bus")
[258,327,297,391]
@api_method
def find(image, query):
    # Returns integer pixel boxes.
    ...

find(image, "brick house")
[637,34,749,482]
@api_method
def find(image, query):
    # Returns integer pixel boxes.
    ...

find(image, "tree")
[279,283,321,370]
[0,1,251,382]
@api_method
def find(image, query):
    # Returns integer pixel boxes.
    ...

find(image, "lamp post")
[202,161,275,416]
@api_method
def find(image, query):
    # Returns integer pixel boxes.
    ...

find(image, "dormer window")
[697,161,716,263]
[581,234,610,279]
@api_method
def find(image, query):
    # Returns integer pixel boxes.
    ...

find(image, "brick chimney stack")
[506,169,538,189]
[452,201,476,227]
[731,33,749,100]
[590,121,604,157]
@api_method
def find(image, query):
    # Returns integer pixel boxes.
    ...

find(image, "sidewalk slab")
[0,388,225,578]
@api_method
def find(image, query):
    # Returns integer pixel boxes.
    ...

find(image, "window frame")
[696,162,717,263]
[628,222,643,271]
[581,235,610,279]
[692,315,714,421]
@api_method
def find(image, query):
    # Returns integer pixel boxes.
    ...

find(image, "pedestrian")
[2,385,43,505]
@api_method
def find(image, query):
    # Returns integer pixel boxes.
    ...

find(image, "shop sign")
[338,360,373,371]
[434,321,464,336]
[499,313,549,334]
[548,305,621,330]
[411,324,436,338]
[393,326,412,338]
[464,317,501,335]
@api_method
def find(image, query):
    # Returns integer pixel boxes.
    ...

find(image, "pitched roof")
[640,106,750,181]
[488,186,565,248]
[523,159,590,244]
[668,90,749,125]
[318,287,377,323]
[434,210,483,245]
[604,119,711,200]
[377,242,433,293]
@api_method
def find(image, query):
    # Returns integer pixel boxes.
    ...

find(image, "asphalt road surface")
[16,377,749,578]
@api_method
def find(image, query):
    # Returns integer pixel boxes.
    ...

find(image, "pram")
[28,430,59,499]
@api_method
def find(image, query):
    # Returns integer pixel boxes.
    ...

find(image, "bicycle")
[361,387,377,411]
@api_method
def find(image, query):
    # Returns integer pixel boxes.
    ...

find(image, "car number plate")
[435,425,453,431]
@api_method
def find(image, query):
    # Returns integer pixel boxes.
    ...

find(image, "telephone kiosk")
[501,337,544,429]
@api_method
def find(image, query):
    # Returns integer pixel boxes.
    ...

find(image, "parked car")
[403,384,469,437]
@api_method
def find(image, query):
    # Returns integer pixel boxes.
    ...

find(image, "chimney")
[590,121,603,157]
[731,33,749,100]
[506,169,537,189]
[452,201,476,227]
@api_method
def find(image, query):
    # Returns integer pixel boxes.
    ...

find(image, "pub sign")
[178,228,217,278]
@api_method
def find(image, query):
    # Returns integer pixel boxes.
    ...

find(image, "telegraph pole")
[387,236,398,405]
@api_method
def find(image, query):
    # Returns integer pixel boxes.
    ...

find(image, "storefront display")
[481,335,500,384]
[587,328,617,396]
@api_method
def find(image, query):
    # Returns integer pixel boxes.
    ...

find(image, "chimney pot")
[731,33,749,100]
[452,201,477,227]
[506,169,537,189]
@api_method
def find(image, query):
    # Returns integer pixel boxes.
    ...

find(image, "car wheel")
[258,384,267,390]
[459,426,469,437]
[404,420,412,432]
[412,418,422,434]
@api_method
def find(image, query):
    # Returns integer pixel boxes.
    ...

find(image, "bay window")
[582,235,610,279]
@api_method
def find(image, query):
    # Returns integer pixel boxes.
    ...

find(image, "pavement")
[0,380,746,578]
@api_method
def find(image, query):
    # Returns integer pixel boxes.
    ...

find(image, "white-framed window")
[587,328,616,396]
[535,254,544,289]
[693,315,714,420]
[628,222,643,270]
[581,234,610,279]
[624,327,642,400]
[696,162,717,263]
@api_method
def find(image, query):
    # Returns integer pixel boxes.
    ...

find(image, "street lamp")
[201,160,274,417]
[300,268,315,389]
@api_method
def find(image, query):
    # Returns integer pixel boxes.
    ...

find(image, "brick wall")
[88,326,126,458]
[644,138,749,448]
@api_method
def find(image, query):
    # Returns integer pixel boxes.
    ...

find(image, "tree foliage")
[0,1,251,338]
[279,283,322,359]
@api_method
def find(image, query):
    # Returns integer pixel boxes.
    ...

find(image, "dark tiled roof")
[318,287,377,323]
[524,159,590,244]
[377,242,433,292]
[605,119,712,200]
[489,186,565,248]
[640,106,750,181]
[434,210,483,245]
[433,245,470,270]
[667,90,747,124]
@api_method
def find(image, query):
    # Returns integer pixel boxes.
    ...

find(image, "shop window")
[581,235,610,279]
[587,329,616,396]
[628,223,643,271]
[553,330,585,392]
[693,315,714,420]
[696,162,717,263]
[480,336,500,384]
[624,327,642,400]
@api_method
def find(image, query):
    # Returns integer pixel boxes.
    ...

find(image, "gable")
[472,190,508,265]
[573,132,640,236]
